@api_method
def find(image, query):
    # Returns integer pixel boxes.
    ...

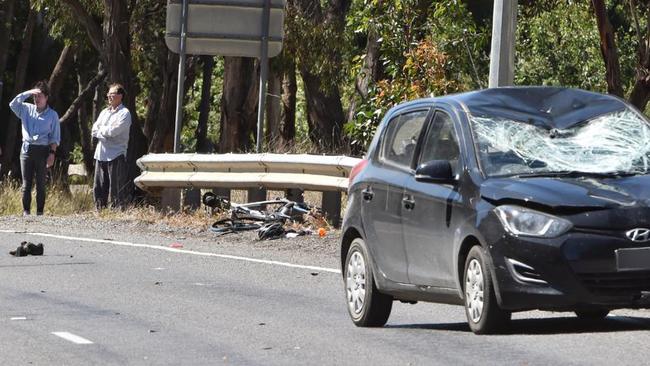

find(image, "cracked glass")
[470,108,650,177]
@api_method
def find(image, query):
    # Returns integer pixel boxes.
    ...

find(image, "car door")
[402,108,463,287]
[361,109,429,283]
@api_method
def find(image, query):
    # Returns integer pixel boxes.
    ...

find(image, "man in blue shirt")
[91,83,131,209]
[9,80,61,216]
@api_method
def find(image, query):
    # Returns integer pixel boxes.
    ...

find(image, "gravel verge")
[0,214,342,271]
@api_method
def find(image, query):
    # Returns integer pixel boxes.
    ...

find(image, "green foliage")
[181,57,224,152]
[7,0,650,160]
[345,0,482,151]
[515,1,607,90]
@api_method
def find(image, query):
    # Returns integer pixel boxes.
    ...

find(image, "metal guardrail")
[134,153,361,192]
[134,153,362,227]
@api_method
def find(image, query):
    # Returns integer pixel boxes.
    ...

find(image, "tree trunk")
[347,25,382,124]
[265,61,283,150]
[1,8,36,178]
[592,0,625,98]
[102,0,148,200]
[280,61,296,148]
[289,0,350,151]
[48,44,75,110]
[196,55,214,153]
[0,0,15,86]
[218,57,259,153]
[146,50,179,152]
[77,71,95,179]
[147,53,197,153]
[300,68,345,151]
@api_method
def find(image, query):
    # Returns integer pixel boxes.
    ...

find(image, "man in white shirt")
[91,83,131,209]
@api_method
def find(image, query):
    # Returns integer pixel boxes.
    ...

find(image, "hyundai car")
[341,87,650,334]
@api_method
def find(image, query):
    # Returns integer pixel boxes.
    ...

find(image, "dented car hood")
[459,87,627,129]
[480,175,650,211]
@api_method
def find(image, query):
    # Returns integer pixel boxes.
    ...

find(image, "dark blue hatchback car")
[341,87,650,334]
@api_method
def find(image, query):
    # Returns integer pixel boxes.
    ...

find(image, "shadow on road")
[386,315,650,335]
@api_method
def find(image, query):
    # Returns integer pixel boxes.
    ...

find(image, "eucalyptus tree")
[286,0,351,151]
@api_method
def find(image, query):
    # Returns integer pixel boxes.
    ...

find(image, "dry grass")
[0,181,95,215]
[0,182,345,231]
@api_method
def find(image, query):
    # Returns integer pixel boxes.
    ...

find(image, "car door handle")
[362,187,374,202]
[402,195,415,210]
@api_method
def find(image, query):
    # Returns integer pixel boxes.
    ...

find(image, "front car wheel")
[463,246,511,334]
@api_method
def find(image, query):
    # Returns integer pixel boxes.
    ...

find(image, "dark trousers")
[20,145,49,214]
[94,155,128,209]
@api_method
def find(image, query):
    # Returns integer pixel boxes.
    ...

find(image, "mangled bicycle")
[202,192,317,239]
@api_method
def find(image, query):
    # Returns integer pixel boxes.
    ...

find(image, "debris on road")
[204,193,331,241]
[318,228,327,237]
[9,241,44,257]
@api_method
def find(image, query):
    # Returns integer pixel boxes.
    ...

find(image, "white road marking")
[52,331,94,344]
[10,317,27,320]
[0,230,341,274]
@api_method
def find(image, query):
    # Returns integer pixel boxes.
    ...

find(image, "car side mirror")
[415,160,454,184]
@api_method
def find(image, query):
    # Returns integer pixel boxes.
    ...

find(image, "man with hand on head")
[9,80,61,216]
[91,83,131,210]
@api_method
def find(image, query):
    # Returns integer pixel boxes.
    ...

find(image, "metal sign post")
[256,0,271,153]
[166,0,286,153]
[173,0,190,153]
[489,0,517,88]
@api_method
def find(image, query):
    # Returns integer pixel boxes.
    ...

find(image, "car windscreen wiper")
[513,170,640,178]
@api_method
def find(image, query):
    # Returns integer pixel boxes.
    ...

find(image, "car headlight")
[494,205,572,238]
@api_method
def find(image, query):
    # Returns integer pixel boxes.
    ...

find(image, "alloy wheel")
[346,251,367,315]
[465,258,485,323]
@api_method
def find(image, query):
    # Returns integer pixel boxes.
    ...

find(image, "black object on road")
[9,241,44,256]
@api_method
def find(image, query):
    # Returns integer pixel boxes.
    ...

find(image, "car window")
[418,111,460,168]
[380,110,428,168]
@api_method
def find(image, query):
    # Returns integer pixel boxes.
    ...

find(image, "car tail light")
[348,159,368,192]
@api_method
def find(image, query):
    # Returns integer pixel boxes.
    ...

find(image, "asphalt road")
[1,219,650,365]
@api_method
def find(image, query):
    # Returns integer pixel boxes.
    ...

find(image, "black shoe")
[30,243,44,256]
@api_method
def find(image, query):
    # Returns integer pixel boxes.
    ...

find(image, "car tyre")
[344,238,393,327]
[575,309,609,320]
[463,246,511,334]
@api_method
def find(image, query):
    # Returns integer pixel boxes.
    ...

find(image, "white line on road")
[52,332,94,344]
[10,317,27,320]
[0,230,341,274]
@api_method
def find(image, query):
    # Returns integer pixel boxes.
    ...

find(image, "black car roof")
[394,86,628,129]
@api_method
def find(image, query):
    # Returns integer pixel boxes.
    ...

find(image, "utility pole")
[489,0,518,88]
[173,0,189,153]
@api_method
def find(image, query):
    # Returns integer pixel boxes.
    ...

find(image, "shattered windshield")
[470,108,650,177]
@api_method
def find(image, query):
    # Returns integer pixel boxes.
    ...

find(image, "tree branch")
[60,0,103,52]
[60,70,107,124]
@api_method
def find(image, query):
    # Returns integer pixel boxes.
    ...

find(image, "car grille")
[577,271,650,296]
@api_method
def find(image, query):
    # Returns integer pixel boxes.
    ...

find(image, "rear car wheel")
[463,246,511,334]
[575,309,609,320]
[344,238,393,327]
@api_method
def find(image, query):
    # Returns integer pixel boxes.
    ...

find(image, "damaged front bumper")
[486,228,650,312]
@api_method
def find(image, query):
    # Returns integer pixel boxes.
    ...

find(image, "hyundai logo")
[625,228,650,242]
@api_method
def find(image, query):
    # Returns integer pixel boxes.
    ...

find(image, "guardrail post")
[285,188,304,203]
[183,188,201,209]
[161,188,181,211]
[247,187,267,202]
[322,191,342,228]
